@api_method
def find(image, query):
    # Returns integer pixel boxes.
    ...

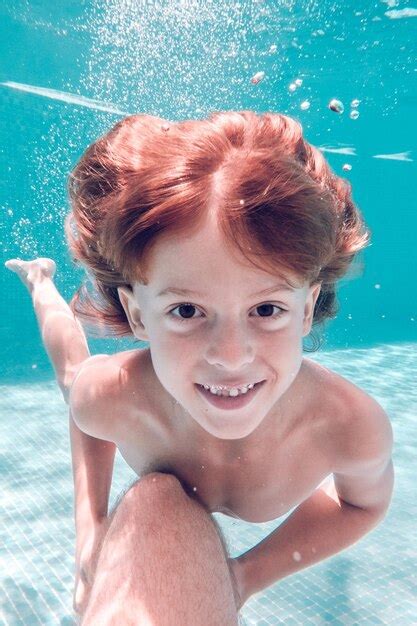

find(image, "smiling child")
[6,110,394,625]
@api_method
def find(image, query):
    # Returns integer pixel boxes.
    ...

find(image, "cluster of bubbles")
[249,68,361,121]
[249,66,361,173]
[329,97,361,120]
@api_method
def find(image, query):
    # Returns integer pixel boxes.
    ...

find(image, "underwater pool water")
[1,2,416,624]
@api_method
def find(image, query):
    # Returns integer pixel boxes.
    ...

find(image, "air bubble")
[289,79,302,92]
[342,164,352,171]
[269,44,277,53]
[250,71,265,85]
[328,98,344,114]
[300,100,310,110]
[351,99,361,108]
[350,110,360,120]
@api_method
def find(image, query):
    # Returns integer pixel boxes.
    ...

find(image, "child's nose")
[204,323,255,369]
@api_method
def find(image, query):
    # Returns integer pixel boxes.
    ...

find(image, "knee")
[136,471,183,490]
[124,471,187,509]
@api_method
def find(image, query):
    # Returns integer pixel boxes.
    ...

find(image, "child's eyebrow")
[157,283,296,298]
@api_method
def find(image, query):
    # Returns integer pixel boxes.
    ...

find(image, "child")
[6,110,394,626]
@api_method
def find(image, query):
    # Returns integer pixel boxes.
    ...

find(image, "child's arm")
[68,361,117,529]
[67,359,117,616]
[234,399,394,606]
[68,356,117,527]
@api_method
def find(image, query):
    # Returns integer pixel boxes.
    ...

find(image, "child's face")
[118,213,321,441]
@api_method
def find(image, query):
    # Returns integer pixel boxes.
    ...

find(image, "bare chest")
[116,418,332,523]
[108,350,339,523]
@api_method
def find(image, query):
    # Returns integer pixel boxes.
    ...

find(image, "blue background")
[1,0,416,382]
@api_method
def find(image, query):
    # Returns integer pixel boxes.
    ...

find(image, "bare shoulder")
[69,349,146,442]
[304,357,393,472]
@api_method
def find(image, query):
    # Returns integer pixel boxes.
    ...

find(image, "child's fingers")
[73,575,91,616]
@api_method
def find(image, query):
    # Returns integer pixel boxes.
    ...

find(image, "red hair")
[65,110,370,351]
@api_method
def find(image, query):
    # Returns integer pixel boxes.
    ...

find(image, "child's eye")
[167,303,287,322]
[252,303,287,319]
[168,303,203,322]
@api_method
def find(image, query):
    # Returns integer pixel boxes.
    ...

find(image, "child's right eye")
[168,303,203,322]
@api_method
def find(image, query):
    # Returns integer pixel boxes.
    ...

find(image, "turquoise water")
[1,2,416,625]
[1,348,416,625]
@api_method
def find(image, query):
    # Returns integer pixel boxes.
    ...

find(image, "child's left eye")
[253,303,286,318]
[167,303,287,322]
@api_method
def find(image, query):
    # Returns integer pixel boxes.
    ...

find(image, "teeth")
[202,382,256,397]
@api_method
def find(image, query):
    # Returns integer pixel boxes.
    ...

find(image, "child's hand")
[73,519,107,619]
[227,557,248,612]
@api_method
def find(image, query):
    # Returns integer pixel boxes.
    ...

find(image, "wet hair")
[65,110,371,351]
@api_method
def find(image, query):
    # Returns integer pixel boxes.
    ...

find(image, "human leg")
[81,472,240,626]
[5,258,90,399]
[6,258,118,613]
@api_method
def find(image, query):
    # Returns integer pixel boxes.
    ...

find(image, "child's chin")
[192,411,264,440]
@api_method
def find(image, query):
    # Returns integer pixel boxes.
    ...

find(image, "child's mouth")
[194,380,265,410]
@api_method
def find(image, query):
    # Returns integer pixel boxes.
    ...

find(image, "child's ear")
[302,282,322,337]
[117,285,149,341]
